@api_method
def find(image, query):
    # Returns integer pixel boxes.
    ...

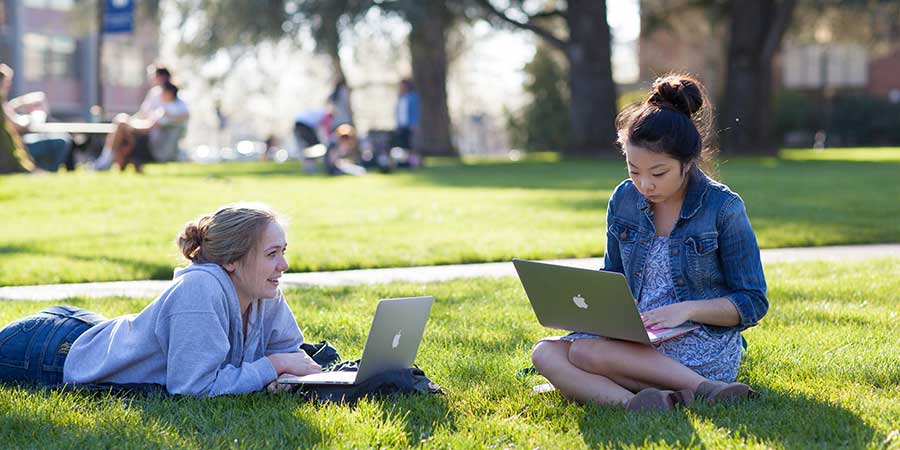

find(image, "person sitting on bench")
[105,81,189,173]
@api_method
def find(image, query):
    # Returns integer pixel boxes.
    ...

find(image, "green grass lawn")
[2,147,899,286]
[1,258,899,449]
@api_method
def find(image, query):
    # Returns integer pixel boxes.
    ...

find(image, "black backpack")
[53,340,442,402]
[291,341,443,403]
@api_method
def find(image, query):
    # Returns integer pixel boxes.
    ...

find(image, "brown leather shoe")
[625,388,694,412]
[695,380,758,404]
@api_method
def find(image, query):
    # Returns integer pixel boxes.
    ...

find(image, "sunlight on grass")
[1,147,898,286]
[1,258,898,448]
[782,147,900,162]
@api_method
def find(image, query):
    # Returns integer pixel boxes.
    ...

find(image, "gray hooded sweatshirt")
[63,263,304,396]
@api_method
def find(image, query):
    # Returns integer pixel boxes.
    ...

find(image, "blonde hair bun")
[177,218,208,261]
[175,203,282,266]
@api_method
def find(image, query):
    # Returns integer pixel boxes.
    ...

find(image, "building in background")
[867,48,900,102]
[637,8,898,103]
[0,0,158,120]
[637,5,900,147]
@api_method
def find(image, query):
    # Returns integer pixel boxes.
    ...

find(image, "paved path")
[1,244,898,301]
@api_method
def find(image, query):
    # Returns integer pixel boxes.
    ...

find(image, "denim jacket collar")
[680,166,711,220]
[638,166,711,220]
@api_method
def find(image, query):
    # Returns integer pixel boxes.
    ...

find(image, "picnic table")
[28,122,116,134]
[25,122,116,171]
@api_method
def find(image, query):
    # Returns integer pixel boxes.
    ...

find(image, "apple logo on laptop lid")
[392,329,402,349]
[573,294,588,309]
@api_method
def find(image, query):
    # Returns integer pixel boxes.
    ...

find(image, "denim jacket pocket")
[610,218,639,268]
[686,232,719,256]
[685,231,723,295]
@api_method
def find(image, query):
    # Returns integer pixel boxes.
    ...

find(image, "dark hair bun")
[649,75,703,117]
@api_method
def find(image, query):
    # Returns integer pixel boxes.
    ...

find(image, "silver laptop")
[277,296,433,385]
[512,259,698,344]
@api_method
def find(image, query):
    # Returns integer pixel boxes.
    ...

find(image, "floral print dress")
[561,236,743,382]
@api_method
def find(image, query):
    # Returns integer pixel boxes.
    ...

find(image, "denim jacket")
[603,167,768,334]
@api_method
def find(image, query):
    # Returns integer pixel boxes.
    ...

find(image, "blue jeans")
[25,138,71,172]
[0,306,105,386]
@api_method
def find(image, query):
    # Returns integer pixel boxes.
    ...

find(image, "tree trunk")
[565,0,618,156]
[320,12,347,83]
[408,3,455,156]
[316,10,355,127]
[721,0,795,154]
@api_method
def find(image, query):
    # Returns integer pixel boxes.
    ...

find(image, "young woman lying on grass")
[531,74,768,412]
[0,203,322,396]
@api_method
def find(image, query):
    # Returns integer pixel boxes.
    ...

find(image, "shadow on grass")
[370,394,457,446]
[129,394,328,447]
[694,389,878,448]
[0,407,197,449]
[0,389,203,448]
[577,406,702,448]
[405,155,900,192]
[0,243,173,283]
[149,156,900,191]
[0,388,329,448]
[156,162,310,180]
[0,245,25,255]
[399,160,626,191]
[133,392,455,448]
[576,388,877,448]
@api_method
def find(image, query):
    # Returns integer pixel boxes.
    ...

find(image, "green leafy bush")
[774,89,900,146]
[829,95,900,146]
[505,45,571,151]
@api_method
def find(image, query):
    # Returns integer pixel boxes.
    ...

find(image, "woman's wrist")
[683,298,741,327]
[683,300,701,323]
[266,355,283,374]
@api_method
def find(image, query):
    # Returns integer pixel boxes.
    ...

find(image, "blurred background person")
[293,108,331,172]
[0,64,70,173]
[94,65,173,170]
[327,77,353,130]
[293,107,330,150]
[110,81,189,173]
[325,124,365,176]
[393,78,419,151]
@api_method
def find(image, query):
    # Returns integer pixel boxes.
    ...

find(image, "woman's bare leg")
[103,114,129,150]
[111,123,136,170]
[532,340,638,406]
[567,338,707,392]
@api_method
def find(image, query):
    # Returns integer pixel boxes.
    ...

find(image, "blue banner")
[102,0,133,34]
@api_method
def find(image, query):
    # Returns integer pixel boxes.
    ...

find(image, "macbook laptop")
[277,296,433,385]
[512,259,698,344]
